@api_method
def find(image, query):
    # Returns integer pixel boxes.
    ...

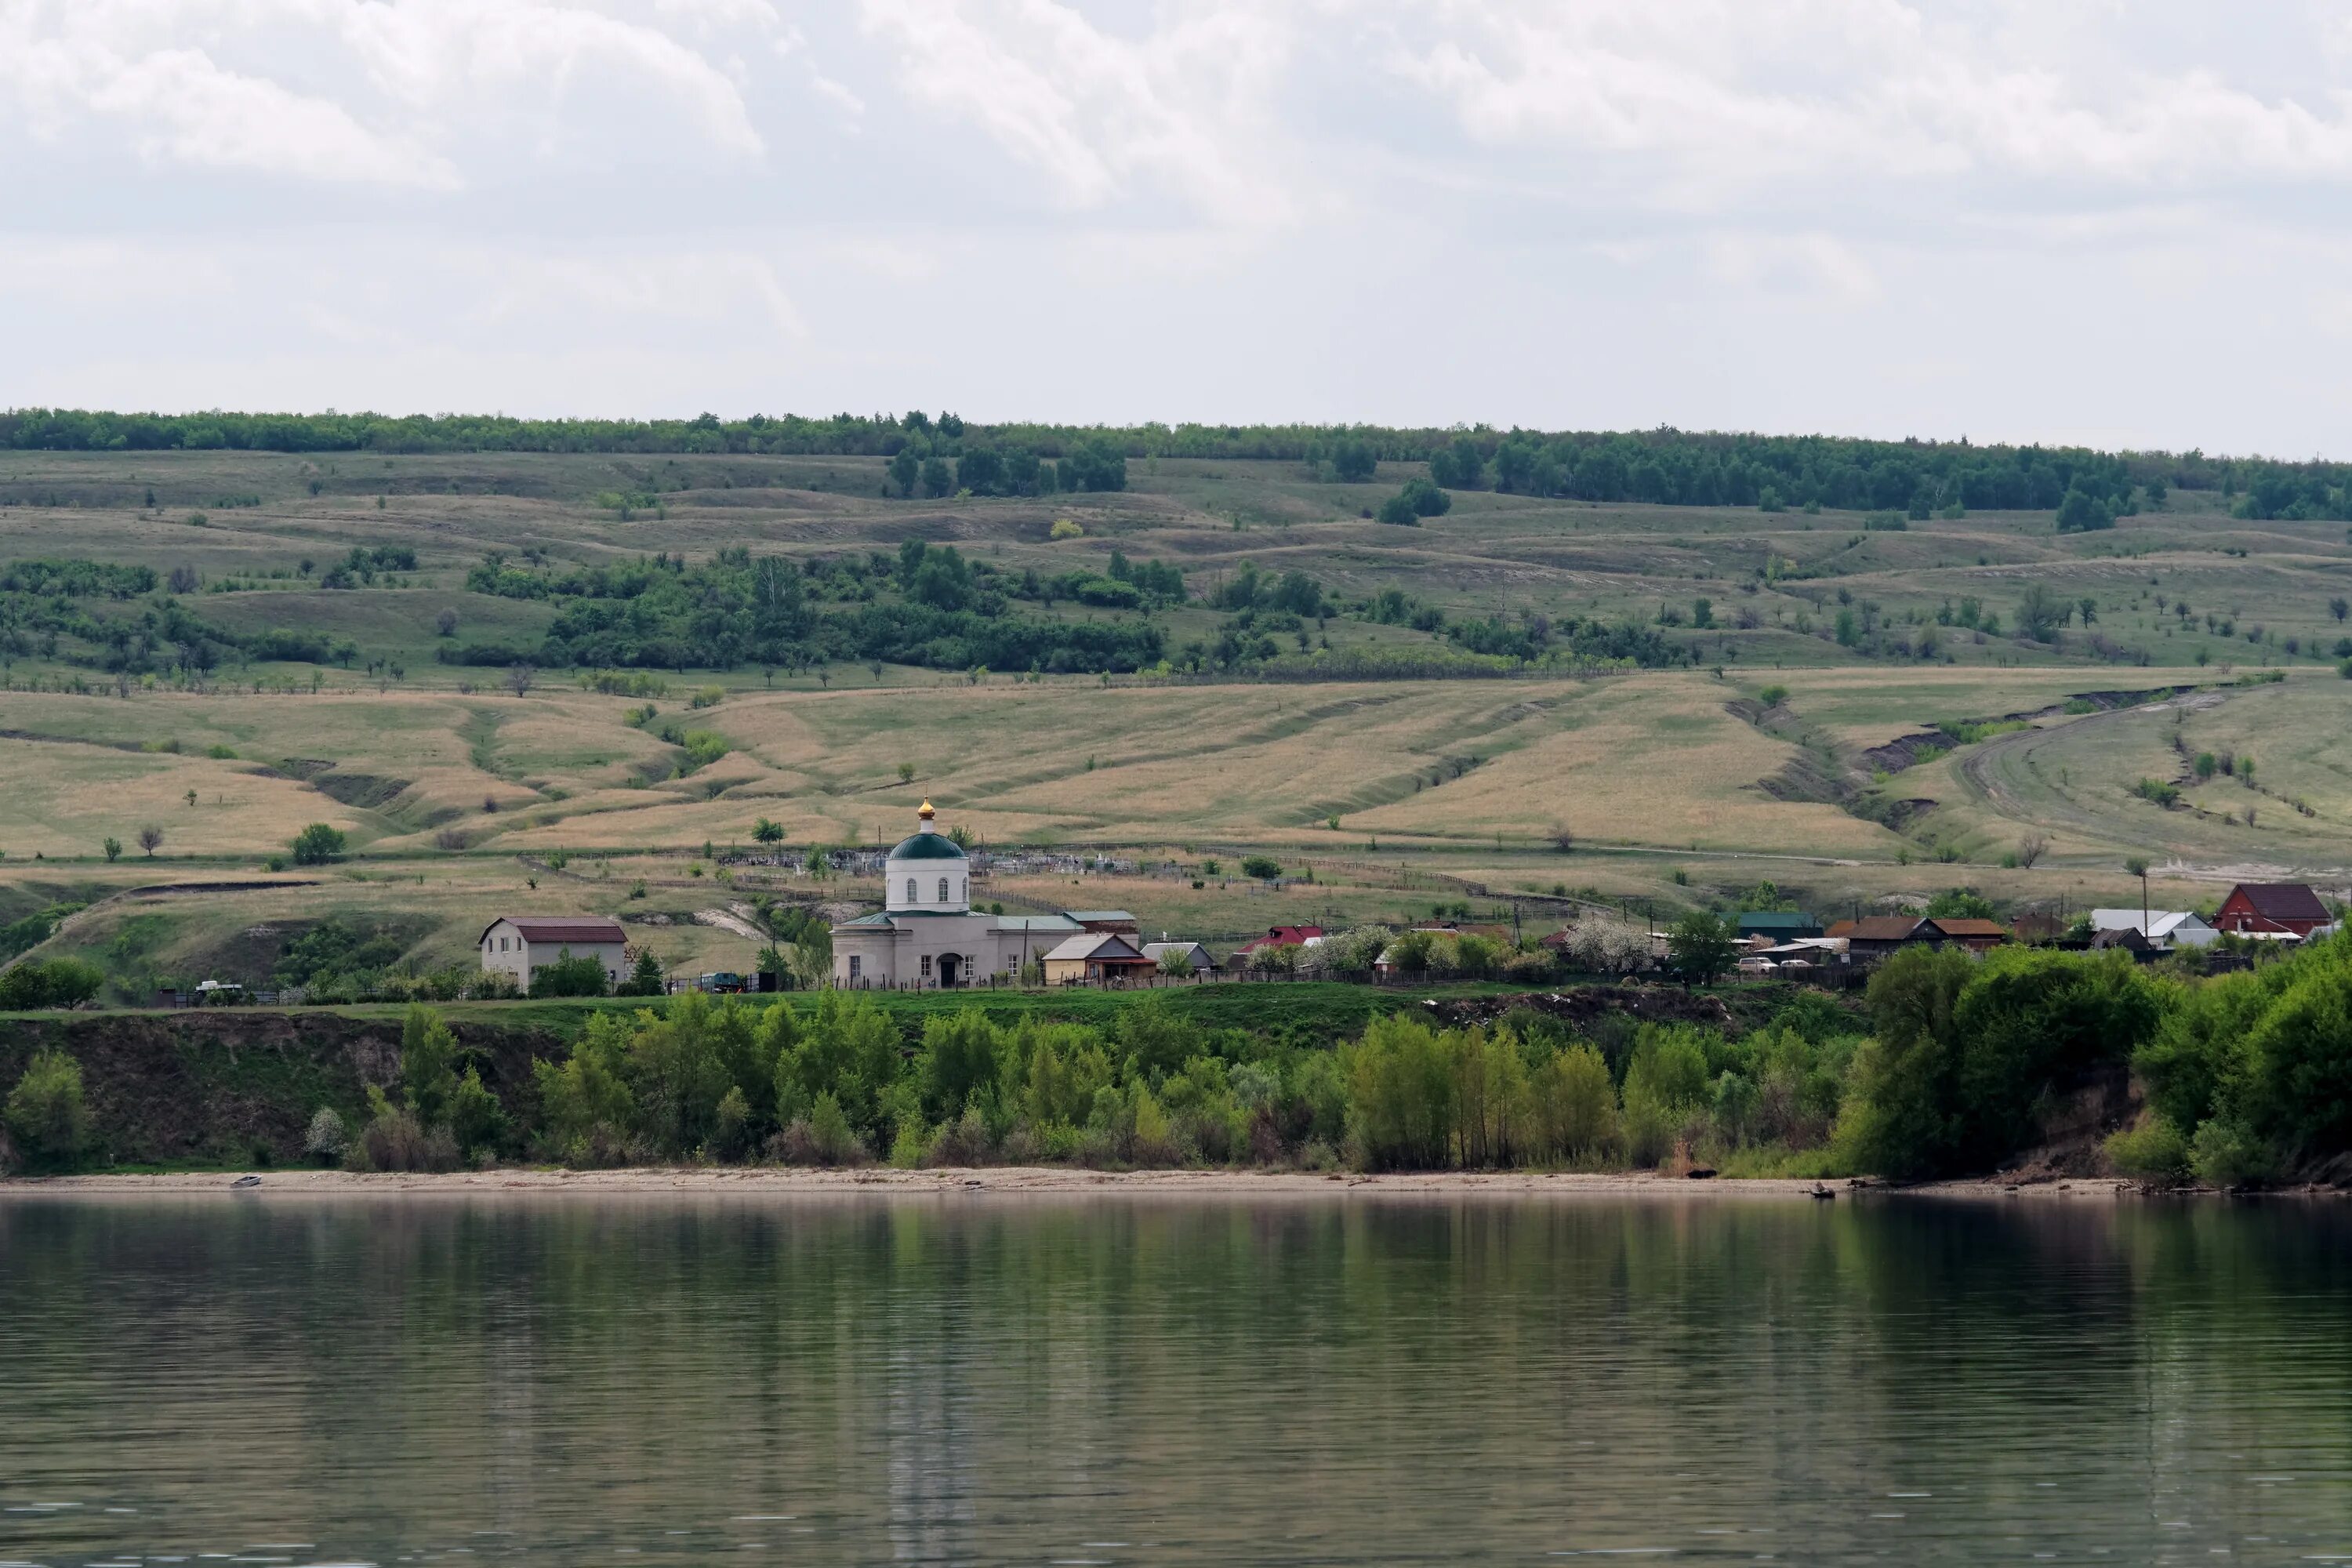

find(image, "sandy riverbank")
[0,1167,2196,1200]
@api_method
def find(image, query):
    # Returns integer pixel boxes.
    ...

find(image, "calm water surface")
[1,1192,2347,1566]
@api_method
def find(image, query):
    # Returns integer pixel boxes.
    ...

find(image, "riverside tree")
[3,1048,90,1170]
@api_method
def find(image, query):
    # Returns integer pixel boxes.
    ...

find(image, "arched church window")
[906,877,917,902]
[938,877,950,902]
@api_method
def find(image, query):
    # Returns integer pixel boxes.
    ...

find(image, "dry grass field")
[5,668,2169,864]
[5,447,2350,985]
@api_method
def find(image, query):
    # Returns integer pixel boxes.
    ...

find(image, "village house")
[1230,925,1323,968]
[1823,914,2010,959]
[2213,883,2332,938]
[2090,909,2220,949]
[478,916,629,989]
[1042,931,1153,985]
[1142,940,1214,974]
[1926,916,2011,953]
[1825,916,1937,958]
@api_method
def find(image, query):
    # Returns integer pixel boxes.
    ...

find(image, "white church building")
[831,802,1094,987]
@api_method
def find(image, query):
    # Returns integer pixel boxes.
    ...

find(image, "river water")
[1,1191,2347,1566]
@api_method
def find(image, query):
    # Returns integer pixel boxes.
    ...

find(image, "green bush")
[533,1020,637,1163]
[779,1092,866,1166]
[446,1067,506,1159]
[2103,1114,2190,1182]
[1343,1014,1455,1170]
[677,729,730,769]
[1401,476,1451,517]
[2189,1117,2274,1187]
[0,957,104,1010]
[1621,1025,1711,1166]
[2134,967,2265,1133]
[289,822,347,865]
[5,1048,91,1169]
[400,1002,459,1125]
[1835,946,2162,1178]
[1833,946,1974,1178]
[620,949,665,996]
[528,949,610,998]
[351,1085,459,1173]
[1530,1044,1619,1163]
[2235,942,2352,1160]
[710,1086,755,1162]
[1666,911,1735,982]
[0,903,81,964]
[2135,932,2352,1176]
[1946,946,2162,1169]
[1925,887,1995,920]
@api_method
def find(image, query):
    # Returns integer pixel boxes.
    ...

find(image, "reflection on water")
[0,1192,2348,1566]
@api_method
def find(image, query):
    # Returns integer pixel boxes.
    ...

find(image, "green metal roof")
[1065,910,1136,923]
[887,833,966,862]
[836,909,988,930]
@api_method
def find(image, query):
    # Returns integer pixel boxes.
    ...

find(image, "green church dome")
[889,833,966,862]
[887,800,965,861]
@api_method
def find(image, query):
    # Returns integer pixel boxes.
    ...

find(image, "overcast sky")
[6,0,2352,455]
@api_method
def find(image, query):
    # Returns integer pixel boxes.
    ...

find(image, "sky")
[5,0,2352,455]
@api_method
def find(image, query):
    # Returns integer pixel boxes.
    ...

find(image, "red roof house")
[1226,925,1323,972]
[2214,883,2332,937]
[1236,925,1323,955]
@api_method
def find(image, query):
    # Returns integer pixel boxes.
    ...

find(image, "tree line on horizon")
[9,933,2351,1186]
[9,407,2352,522]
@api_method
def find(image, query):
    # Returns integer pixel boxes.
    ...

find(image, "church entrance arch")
[938,953,963,988]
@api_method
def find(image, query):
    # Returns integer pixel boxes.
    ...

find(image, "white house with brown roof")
[479,916,629,989]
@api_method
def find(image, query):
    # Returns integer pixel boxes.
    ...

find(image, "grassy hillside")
[3,447,2349,989]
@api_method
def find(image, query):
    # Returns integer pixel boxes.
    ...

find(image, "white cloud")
[471,248,809,339]
[0,0,769,188]
[0,9,455,185]
[1704,231,1880,303]
[1386,0,2352,195]
[339,1,768,158]
[856,0,1298,224]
